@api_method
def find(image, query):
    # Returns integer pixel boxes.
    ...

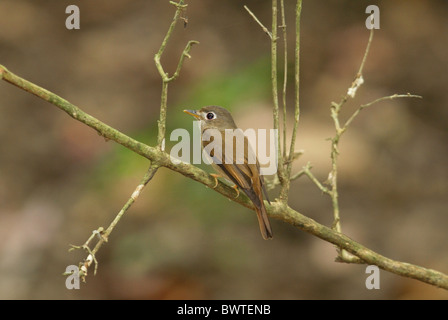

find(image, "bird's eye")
[206,112,216,120]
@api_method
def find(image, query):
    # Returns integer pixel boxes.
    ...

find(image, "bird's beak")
[183,109,201,119]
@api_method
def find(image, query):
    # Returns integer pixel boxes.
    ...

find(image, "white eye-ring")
[206,112,216,120]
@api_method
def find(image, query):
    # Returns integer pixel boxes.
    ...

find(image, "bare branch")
[169,40,200,82]
[278,0,302,201]
[302,162,330,195]
[154,0,198,148]
[342,93,422,133]
[280,0,288,161]
[358,28,374,77]
[325,28,376,249]
[69,165,159,281]
[244,3,288,195]
[244,5,273,39]
[321,27,421,263]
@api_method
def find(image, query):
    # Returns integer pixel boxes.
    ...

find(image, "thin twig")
[347,28,374,99]
[154,0,198,148]
[327,28,376,241]
[324,29,422,263]
[244,3,287,193]
[303,162,330,195]
[170,40,200,82]
[280,0,288,161]
[103,166,159,240]
[154,0,188,81]
[342,93,422,133]
[243,6,273,39]
[266,158,306,191]
[279,0,302,201]
[358,28,374,77]
[290,168,306,182]
[270,0,288,199]
[289,0,302,168]
[70,165,159,281]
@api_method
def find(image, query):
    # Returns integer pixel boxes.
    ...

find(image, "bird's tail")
[255,202,273,240]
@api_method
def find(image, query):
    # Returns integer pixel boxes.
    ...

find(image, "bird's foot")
[231,184,240,198]
[210,173,221,188]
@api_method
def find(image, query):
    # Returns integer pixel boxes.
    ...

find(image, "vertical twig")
[154,0,198,149]
[328,29,420,262]
[244,1,302,201]
[329,29,374,233]
[279,0,302,201]
[289,0,302,168]
[270,0,287,192]
[279,0,288,161]
[326,29,374,262]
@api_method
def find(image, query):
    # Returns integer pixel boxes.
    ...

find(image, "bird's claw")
[210,173,220,188]
[231,184,240,198]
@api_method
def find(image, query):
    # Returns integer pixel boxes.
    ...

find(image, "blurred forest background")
[0,0,447,299]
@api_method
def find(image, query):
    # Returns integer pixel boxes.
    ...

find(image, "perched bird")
[184,106,273,240]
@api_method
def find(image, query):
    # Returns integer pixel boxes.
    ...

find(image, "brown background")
[0,0,447,299]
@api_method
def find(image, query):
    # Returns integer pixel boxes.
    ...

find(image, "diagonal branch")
[244,6,272,39]
[68,165,159,281]
[342,93,422,134]
[1,64,447,289]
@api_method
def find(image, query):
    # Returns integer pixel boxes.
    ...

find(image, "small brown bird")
[184,106,273,240]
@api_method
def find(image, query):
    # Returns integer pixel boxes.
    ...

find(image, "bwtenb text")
[177,304,271,317]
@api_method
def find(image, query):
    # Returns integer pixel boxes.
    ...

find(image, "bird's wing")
[203,128,269,204]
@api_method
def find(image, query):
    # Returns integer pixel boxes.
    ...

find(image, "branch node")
[244,5,273,39]
[335,251,364,264]
[347,74,364,98]
[303,162,330,194]
[169,1,187,9]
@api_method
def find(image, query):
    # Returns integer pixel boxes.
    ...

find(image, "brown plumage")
[184,106,273,240]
